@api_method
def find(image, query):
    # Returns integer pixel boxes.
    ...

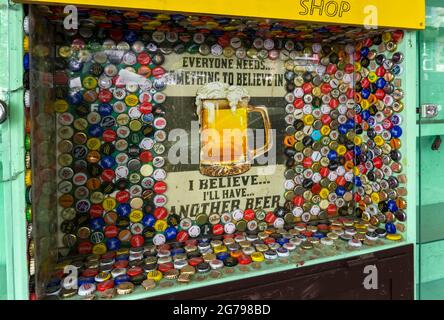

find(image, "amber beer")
[199,98,271,177]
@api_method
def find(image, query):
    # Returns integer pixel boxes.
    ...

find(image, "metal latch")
[0,100,8,124]
[421,104,441,118]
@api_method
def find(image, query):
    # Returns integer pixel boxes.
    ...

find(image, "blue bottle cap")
[98,103,113,116]
[116,203,131,217]
[171,248,185,256]
[216,252,229,261]
[338,124,348,135]
[165,227,177,240]
[23,53,30,71]
[353,176,362,187]
[367,116,376,127]
[142,113,154,123]
[361,88,370,99]
[277,237,289,245]
[124,30,138,43]
[68,91,83,105]
[387,200,398,213]
[90,217,105,231]
[313,232,326,239]
[78,276,95,286]
[376,78,386,89]
[106,237,121,251]
[87,124,103,138]
[385,222,397,234]
[327,150,338,161]
[361,110,370,121]
[390,125,403,138]
[68,59,83,72]
[335,186,346,196]
[345,119,355,129]
[360,47,370,57]
[100,156,116,169]
[141,214,156,227]
[114,274,130,285]
[115,254,129,261]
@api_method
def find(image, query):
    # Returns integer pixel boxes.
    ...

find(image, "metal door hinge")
[420,104,440,118]
[0,100,7,124]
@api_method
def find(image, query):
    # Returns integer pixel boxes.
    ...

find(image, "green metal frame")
[0,3,419,300]
[0,0,28,300]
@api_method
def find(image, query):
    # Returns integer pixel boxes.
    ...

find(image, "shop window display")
[27,5,408,299]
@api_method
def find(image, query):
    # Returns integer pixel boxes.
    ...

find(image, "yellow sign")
[17,0,425,29]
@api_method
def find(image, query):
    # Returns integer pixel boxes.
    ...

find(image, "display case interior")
[28,5,412,299]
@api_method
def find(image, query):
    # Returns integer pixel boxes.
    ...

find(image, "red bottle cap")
[82,268,99,277]
[189,257,204,266]
[176,230,189,242]
[140,150,153,163]
[78,241,93,255]
[116,190,130,203]
[212,224,224,235]
[243,209,255,221]
[127,266,143,277]
[114,260,129,269]
[130,235,144,248]
[89,204,103,218]
[158,262,174,273]
[104,225,119,238]
[153,181,167,194]
[154,207,168,220]
[97,279,114,292]
[238,254,252,265]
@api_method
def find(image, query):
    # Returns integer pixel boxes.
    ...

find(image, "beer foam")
[195,82,250,116]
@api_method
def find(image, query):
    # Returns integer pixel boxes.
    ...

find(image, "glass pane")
[28,4,410,300]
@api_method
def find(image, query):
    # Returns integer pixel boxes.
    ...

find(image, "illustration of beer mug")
[199,98,272,177]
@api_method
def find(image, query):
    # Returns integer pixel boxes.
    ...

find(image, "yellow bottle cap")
[336,145,346,156]
[147,270,163,281]
[92,243,107,255]
[371,192,380,204]
[125,94,139,107]
[386,234,402,241]
[368,72,378,83]
[86,138,101,151]
[319,188,329,199]
[374,136,384,146]
[23,36,29,52]
[25,169,32,187]
[321,125,331,136]
[213,245,228,254]
[102,197,117,211]
[129,210,143,223]
[58,46,72,58]
[53,100,69,113]
[361,99,370,110]
[303,114,314,126]
[154,219,168,232]
[129,119,142,132]
[251,252,265,262]
[73,118,88,131]
[82,76,98,90]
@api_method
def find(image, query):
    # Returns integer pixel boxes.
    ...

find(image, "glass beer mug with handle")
[199,97,272,177]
